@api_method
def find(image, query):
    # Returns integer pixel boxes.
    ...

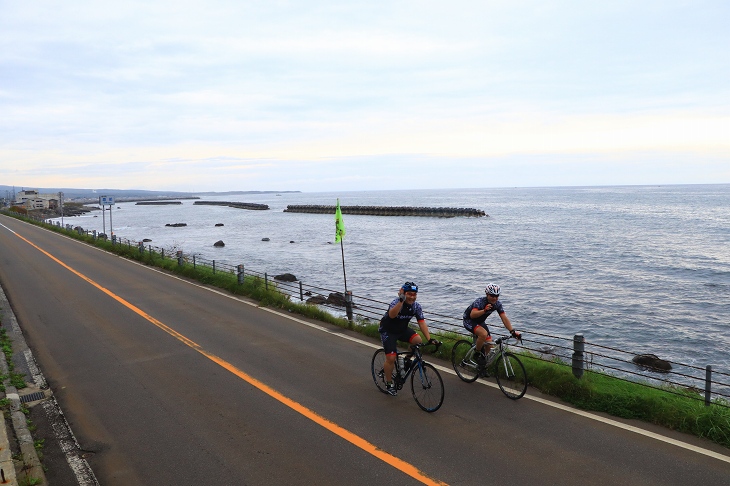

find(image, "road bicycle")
[451,335,527,400]
[371,341,445,412]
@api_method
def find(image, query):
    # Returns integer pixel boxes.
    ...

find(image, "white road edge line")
[6,218,730,465]
[138,262,730,464]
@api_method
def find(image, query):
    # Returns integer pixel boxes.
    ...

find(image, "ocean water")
[54,184,730,378]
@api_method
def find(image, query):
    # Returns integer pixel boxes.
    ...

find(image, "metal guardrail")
[12,213,730,408]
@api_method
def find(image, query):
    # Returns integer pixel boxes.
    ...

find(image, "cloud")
[1,1,728,191]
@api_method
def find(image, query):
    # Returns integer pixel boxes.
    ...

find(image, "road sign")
[99,196,115,206]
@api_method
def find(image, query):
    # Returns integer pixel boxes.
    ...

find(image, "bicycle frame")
[394,346,430,389]
[495,339,515,374]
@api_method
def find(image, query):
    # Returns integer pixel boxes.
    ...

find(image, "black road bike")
[371,341,445,412]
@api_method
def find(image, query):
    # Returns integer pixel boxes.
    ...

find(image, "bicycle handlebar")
[410,340,442,350]
[494,334,522,345]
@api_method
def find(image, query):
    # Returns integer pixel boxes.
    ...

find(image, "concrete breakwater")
[284,205,486,217]
[136,201,183,205]
[193,201,270,210]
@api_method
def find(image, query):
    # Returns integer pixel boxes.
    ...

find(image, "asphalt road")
[0,214,728,485]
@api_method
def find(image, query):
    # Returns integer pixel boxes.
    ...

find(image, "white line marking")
[5,216,729,464]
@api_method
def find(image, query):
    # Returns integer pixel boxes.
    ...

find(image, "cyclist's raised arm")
[387,288,406,318]
[470,303,492,319]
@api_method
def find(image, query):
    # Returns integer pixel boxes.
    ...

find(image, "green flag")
[335,199,346,243]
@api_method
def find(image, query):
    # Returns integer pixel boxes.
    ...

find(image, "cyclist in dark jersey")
[463,283,521,365]
[379,281,436,396]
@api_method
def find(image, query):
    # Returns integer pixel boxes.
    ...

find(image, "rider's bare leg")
[474,326,492,354]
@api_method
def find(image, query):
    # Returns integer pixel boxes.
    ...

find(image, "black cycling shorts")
[379,328,418,355]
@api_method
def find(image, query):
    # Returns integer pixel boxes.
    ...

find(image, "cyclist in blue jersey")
[463,283,521,366]
[379,281,437,396]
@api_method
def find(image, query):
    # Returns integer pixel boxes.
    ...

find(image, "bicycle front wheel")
[495,352,527,400]
[452,340,479,383]
[410,362,444,412]
[371,349,393,394]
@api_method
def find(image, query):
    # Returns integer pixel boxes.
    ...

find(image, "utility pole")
[59,192,64,226]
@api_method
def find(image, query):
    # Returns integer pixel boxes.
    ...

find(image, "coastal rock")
[213,240,225,247]
[165,223,187,227]
[306,295,327,305]
[290,241,295,243]
[215,223,224,227]
[274,273,297,282]
[632,353,672,372]
[326,292,347,307]
[261,238,270,241]
[142,238,152,242]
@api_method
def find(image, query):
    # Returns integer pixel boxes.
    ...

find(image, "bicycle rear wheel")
[410,362,444,412]
[495,352,527,400]
[371,349,394,394]
[452,340,479,383]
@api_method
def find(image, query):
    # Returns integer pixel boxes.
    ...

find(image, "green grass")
[518,353,730,448]
[4,210,730,450]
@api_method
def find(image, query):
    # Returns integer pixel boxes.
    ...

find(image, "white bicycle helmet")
[485,283,501,296]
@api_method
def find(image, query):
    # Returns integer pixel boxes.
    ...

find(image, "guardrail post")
[299,281,304,301]
[237,264,244,284]
[265,273,268,290]
[92,230,97,240]
[572,333,585,379]
[345,291,354,321]
[138,242,144,254]
[705,365,713,406]
[111,234,116,245]
[177,251,183,266]
[161,248,165,259]
[213,260,216,274]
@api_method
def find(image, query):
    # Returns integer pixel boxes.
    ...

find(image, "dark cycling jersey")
[379,298,425,334]
[462,296,504,333]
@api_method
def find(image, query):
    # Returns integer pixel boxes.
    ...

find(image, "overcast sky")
[1,1,728,192]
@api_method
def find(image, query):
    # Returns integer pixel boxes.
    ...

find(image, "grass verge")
[3,210,730,450]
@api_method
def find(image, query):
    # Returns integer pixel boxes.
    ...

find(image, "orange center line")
[10,228,448,486]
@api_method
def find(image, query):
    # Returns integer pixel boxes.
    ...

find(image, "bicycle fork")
[499,351,515,377]
[413,361,432,389]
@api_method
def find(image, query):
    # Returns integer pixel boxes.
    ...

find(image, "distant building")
[15,189,58,210]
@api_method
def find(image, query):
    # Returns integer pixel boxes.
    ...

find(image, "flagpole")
[340,239,348,294]
[335,198,352,321]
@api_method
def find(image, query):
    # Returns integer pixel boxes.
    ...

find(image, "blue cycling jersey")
[379,298,425,333]
[463,296,504,330]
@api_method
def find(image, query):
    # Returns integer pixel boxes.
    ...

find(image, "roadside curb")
[0,409,15,485]
[0,297,44,486]
[0,281,98,485]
